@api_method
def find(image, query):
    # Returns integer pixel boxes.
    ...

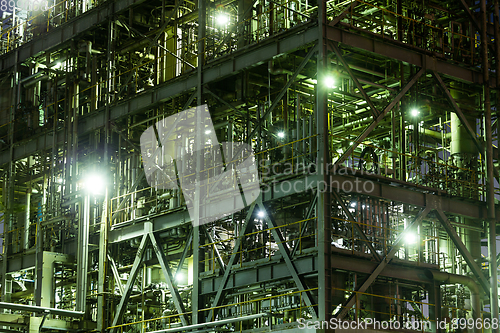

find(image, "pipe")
[425,270,480,333]
[0,302,84,318]
[148,313,269,333]
[268,60,293,75]
[24,189,30,251]
[419,128,451,140]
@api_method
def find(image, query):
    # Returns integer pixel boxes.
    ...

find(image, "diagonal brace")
[258,200,318,319]
[176,229,193,277]
[334,67,425,169]
[291,193,318,258]
[203,226,226,273]
[435,209,490,294]
[107,253,124,296]
[207,200,259,321]
[335,206,431,320]
[432,71,485,154]
[149,232,189,326]
[110,234,149,332]
[331,42,379,118]
[331,190,381,262]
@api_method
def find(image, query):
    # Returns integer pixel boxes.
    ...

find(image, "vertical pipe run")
[24,189,31,251]
[76,196,89,312]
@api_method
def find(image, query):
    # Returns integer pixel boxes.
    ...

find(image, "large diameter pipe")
[426,271,480,333]
[148,313,269,333]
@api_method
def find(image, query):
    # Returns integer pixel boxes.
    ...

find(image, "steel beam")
[0,0,148,72]
[148,231,189,326]
[200,255,318,294]
[331,190,381,262]
[334,67,425,168]
[259,200,318,319]
[335,206,431,320]
[76,195,90,312]
[326,25,488,86]
[331,42,379,118]
[435,209,490,294]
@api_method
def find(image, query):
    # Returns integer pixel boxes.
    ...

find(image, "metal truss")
[110,223,189,332]
[335,206,431,320]
[331,190,381,262]
[257,199,318,319]
[332,66,425,169]
[331,42,379,119]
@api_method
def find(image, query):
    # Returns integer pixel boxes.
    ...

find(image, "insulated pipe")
[24,189,30,251]
[0,302,84,318]
[425,270,480,333]
[148,313,269,333]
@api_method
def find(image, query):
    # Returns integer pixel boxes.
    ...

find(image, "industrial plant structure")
[0,0,499,332]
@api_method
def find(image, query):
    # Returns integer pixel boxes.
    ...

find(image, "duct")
[149,313,269,333]
[425,270,480,333]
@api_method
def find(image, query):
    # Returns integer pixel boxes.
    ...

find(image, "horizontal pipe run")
[0,302,84,318]
[147,313,269,333]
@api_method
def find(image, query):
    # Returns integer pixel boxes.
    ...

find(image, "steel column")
[317,0,331,325]
[480,0,499,326]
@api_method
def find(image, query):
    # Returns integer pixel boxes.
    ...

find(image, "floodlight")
[325,76,335,89]
[216,13,229,25]
[84,173,105,195]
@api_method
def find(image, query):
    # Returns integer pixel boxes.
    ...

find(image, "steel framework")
[0,0,499,332]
